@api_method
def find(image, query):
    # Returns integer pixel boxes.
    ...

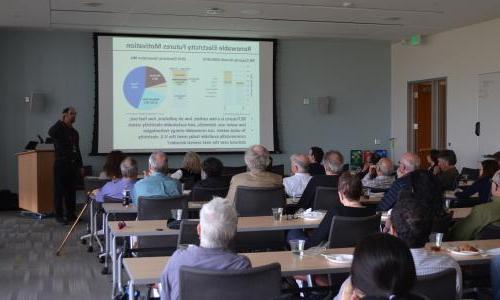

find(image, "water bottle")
[122,189,131,207]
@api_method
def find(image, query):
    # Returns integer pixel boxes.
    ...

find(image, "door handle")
[475,122,480,136]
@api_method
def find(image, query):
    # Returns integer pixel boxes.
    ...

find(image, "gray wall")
[0,31,390,192]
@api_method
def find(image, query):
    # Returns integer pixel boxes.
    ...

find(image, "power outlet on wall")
[374,138,381,145]
[303,98,310,105]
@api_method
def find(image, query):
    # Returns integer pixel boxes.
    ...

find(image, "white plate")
[322,254,353,264]
[486,248,500,256]
[448,249,480,256]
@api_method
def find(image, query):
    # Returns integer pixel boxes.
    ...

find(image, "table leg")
[103,213,109,272]
[111,234,117,299]
[128,280,134,300]
[89,199,94,250]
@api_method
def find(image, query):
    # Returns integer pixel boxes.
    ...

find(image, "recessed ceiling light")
[206,8,224,15]
[342,2,354,8]
[385,17,401,21]
[81,2,103,7]
[240,9,261,15]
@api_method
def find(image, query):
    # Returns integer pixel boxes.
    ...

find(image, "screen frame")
[91,32,279,156]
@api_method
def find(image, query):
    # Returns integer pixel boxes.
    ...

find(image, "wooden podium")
[16,150,55,214]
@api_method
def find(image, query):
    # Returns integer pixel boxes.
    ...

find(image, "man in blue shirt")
[132,151,181,205]
[94,157,138,202]
[377,152,419,211]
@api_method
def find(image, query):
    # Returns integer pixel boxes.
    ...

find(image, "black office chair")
[177,220,200,247]
[312,187,341,211]
[179,263,282,300]
[222,166,247,177]
[135,195,189,256]
[412,268,456,300]
[235,186,285,217]
[270,164,285,176]
[191,186,229,202]
[460,167,480,181]
[234,186,286,251]
[327,213,381,248]
[475,222,500,240]
[83,177,109,194]
[431,211,453,234]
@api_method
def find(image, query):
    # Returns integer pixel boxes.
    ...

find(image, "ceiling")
[1,0,499,40]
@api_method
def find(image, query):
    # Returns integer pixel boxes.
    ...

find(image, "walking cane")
[55,196,91,256]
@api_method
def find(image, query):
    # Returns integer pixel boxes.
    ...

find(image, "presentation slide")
[95,34,275,153]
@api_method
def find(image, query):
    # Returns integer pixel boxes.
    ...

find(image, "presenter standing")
[48,107,83,225]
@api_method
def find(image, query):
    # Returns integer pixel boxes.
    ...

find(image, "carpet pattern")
[0,211,112,300]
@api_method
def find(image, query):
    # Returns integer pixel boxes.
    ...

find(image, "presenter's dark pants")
[53,160,78,220]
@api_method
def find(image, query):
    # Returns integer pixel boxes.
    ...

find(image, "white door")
[478,72,500,157]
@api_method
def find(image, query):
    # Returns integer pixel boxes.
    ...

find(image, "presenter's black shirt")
[48,120,83,167]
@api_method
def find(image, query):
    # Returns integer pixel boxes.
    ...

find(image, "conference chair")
[312,187,341,211]
[222,165,247,177]
[235,186,285,217]
[327,213,381,248]
[460,167,480,181]
[234,186,286,252]
[412,268,456,300]
[431,211,453,234]
[135,195,189,256]
[179,263,282,300]
[191,186,229,202]
[475,222,500,240]
[80,177,109,250]
[177,220,200,247]
[270,164,285,176]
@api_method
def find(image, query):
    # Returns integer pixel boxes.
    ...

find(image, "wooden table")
[109,215,322,298]
[285,194,384,206]
[122,239,500,300]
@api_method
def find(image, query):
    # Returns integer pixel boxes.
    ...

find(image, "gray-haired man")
[226,145,282,202]
[283,154,312,197]
[160,197,251,300]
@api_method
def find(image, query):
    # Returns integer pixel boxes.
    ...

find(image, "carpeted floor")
[0,210,113,300]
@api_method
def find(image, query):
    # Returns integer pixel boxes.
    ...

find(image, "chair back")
[84,177,109,194]
[269,164,285,176]
[460,167,480,181]
[177,220,200,246]
[431,211,453,234]
[328,213,381,248]
[313,187,341,211]
[412,268,456,300]
[475,222,500,240]
[191,186,229,202]
[137,195,189,220]
[136,195,189,256]
[222,166,247,177]
[179,263,281,300]
[235,186,285,217]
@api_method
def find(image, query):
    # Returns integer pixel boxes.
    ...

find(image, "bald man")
[283,154,312,198]
[361,158,395,190]
[377,152,420,211]
[226,145,282,202]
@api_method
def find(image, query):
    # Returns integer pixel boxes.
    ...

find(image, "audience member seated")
[436,149,459,191]
[455,159,499,204]
[448,170,500,240]
[361,157,395,190]
[377,152,420,211]
[487,150,500,164]
[287,172,375,249]
[389,196,462,298]
[283,154,312,198]
[160,197,251,300]
[98,150,126,179]
[337,234,419,300]
[292,150,344,211]
[171,151,202,188]
[93,157,138,202]
[192,157,230,190]
[308,146,326,176]
[427,149,440,175]
[131,151,181,205]
[226,145,282,202]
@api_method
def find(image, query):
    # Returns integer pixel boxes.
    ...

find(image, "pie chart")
[123,66,167,110]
